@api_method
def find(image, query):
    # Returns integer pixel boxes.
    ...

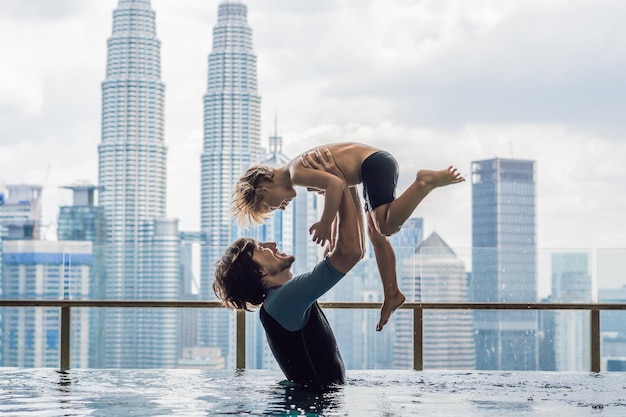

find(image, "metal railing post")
[60,306,71,371]
[590,308,601,372]
[236,309,246,369]
[413,307,423,371]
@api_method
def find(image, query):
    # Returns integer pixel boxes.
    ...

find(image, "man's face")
[251,241,295,276]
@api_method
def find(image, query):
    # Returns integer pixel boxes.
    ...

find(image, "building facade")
[0,185,43,288]
[471,158,538,370]
[98,0,180,368]
[57,184,107,367]
[551,252,591,371]
[199,0,262,368]
[1,240,92,367]
[391,218,425,369]
[395,232,475,369]
[598,286,626,371]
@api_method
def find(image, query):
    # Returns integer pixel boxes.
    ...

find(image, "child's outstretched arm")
[293,148,346,246]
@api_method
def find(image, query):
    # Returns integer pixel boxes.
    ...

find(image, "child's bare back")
[292,142,380,186]
[294,142,464,193]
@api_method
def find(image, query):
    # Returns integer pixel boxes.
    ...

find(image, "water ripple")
[0,368,625,416]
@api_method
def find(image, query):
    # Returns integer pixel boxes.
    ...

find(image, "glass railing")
[1,299,625,372]
[1,244,625,372]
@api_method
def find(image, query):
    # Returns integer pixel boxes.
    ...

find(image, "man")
[213,151,364,387]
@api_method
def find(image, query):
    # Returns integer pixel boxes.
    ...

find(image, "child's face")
[260,184,292,213]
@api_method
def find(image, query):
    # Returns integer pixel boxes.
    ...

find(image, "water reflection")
[264,382,343,416]
[225,369,343,416]
[55,371,74,416]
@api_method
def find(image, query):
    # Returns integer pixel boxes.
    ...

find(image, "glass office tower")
[199,1,262,367]
[471,158,538,370]
[551,252,591,370]
[98,0,180,368]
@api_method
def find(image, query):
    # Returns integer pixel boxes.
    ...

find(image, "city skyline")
[1,0,626,293]
[1,0,624,373]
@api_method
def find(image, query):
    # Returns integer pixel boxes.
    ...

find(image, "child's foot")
[416,166,465,189]
[376,291,406,331]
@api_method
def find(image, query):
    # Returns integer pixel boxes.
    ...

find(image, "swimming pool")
[1,368,624,416]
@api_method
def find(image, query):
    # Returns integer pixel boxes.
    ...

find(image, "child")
[232,142,465,330]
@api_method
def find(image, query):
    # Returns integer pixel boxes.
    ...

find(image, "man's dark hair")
[213,237,265,310]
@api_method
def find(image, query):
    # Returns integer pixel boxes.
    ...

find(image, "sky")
[1,0,625,291]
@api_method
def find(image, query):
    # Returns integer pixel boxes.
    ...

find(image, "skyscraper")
[598,286,626,371]
[413,232,475,369]
[200,0,262,367]
[551,252,591,371]
[471,158,538,370]
[391,218,425,369]
[0,185,42,240]
[98,0,180,368]
[0,185,42,286]
[57,184,107,367]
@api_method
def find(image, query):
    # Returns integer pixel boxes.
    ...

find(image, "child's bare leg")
[374,166,464,236]
[367,213,405,331]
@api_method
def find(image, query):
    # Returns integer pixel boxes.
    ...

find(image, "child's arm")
[291,149,346,246]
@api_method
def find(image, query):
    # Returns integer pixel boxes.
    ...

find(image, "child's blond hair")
[231,165,275,225]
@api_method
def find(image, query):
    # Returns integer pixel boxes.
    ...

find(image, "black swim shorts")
[361,151,398,211]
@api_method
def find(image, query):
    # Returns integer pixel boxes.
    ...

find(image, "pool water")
[1,368,625,416]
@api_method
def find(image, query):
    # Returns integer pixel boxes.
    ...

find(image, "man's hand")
[323,216,338,256]
[309,220,333,247]
[300,147,345,179]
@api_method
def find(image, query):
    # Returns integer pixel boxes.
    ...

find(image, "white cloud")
[1,0,625,288]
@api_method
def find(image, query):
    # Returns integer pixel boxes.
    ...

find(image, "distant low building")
[178,347,225,370]
[551,252,591,371]
[598,286,626,371]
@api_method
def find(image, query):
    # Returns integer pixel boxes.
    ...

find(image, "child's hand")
[309,220,332,246]
[300,147,345,180]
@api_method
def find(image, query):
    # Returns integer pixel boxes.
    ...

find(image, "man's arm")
[327,178,364,274]
[299,148,364,272]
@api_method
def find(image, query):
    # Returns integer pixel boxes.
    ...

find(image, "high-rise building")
[390,218,425,369]
[98,0,180,368]
[1,240,92,367]
[550,252,591,371]
[199,0,262,368]
[598,286,626,371]
[394,232,475,369]
[57,184,107,367]
[419,232,475,369]
[0,185,42,241]
[0,184,42,232]
[0,185,42,287]
[178,231,204,357]
[471,158,538,370]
